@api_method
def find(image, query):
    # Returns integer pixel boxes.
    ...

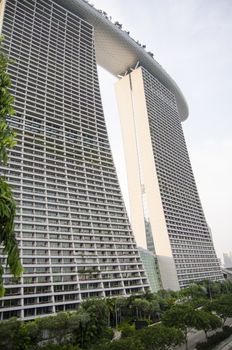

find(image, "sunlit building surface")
[116,67,222,289]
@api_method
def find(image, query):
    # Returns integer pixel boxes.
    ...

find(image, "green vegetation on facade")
[0,37,23,296]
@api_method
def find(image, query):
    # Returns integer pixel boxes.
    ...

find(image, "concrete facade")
[116,67,222,289]
[0,0,149,320]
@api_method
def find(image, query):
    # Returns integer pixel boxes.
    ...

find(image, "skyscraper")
[0,0,222,319]
[0,0,149,320]
[116,67,222,289]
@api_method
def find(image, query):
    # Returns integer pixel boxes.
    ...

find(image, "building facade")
[223,252,232,268]
[116,67,223,289]
[138,248,162,293]
[0,0,149,320]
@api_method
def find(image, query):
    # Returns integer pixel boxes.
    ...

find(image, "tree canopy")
[137,324,184,350]
[206,294,232,325]
[162,304,201,350]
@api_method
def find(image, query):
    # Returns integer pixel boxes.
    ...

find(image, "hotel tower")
[116,68,222,289]
[0,0,151,320]
[0,0,222,319]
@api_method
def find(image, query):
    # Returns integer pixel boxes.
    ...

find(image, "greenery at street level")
[0,280,232,350]
[196,326,232,350]
[162,304,221,350]
[0,36,23,296]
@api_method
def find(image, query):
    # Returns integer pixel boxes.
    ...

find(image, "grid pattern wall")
[141,67,222,288]
[0,0,149,320]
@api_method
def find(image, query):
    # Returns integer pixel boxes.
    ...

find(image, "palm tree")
[115,297,127,324]
[75,309,90,348]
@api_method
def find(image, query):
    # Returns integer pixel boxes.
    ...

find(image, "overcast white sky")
[92,0,232,262]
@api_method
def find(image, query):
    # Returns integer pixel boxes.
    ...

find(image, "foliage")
[17,321,41,350]
[73,299,108,348]
[137,324,184,350]
[118,322,135,338]
[156,290,177,311]
[89,336,144,350]
[36,312,70,344]
[194,310,221,338]
[101,327,114,341]
[39,344,80,350]
[0,317,21,350]
[196,326,232,350]
[206,294,232,324]
[0,36,23,295]
[188,296,208,309]
[70,309,90,348]
[0,289,229,350]
[179,283,207,300]
[82,298,108,329]
[162,304,196,329]
[115,296,128,325]
[132,298,150,319]
[199,280,223,299]
[0,38,16,164]
[220,279,232,294]
[162,304,201,350]
[106,337,144,350]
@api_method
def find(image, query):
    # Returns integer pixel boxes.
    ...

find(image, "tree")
[180,283,207,300]
[162,304,199,350]
[0,36,23,295]
[200,280,221,300]
[220,279,232,294]
[119,322,135,338]
[108,337,144,350]
[0,317,21,350]
[148,299,161,320]
[195,310,221,339]
[156,289,177,311]
[17,321,41,350]
[207,294,232,325]
[132,298,150,319]
[74,309,91,349]
[137,324,184,350]
[105,298,116,327]
[39,345,80,350]
[44,312,70,344]
[82,298,108,334]
[115,297,127,325]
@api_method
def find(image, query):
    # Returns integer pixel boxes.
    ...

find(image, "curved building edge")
[55,0,189,121]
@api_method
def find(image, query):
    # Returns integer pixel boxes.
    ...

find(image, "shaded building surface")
[138,248,162,293]
[222,267,232,281]
[223,252,232,268]
[0,0,149,320]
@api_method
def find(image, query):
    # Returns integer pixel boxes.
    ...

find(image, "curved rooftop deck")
[57,0,189,121]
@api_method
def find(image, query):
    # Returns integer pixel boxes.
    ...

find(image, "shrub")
[39,344,79,350]
[102,327,114,340]
[196,326,232,350]
[118,322,135,338]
